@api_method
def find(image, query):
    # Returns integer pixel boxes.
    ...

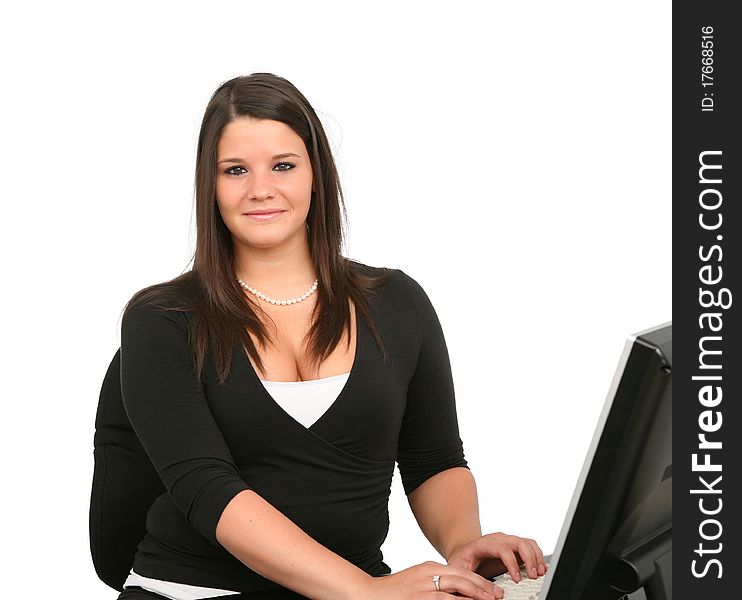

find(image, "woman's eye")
[274,162,296,171]
[225,166,247,176]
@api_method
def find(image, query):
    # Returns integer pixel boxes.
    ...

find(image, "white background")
[1,1,670,597]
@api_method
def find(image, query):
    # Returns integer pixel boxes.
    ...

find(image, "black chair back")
[89,349,166,591]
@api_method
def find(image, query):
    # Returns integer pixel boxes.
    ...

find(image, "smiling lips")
[245,209,286,221]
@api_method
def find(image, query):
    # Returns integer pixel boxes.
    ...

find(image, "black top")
[120,265,468,593]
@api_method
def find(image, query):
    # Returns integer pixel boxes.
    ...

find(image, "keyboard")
[493,569,546,600]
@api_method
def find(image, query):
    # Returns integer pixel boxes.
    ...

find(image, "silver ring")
[432,574,441,591]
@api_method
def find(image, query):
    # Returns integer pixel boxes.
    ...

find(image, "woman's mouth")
[245,210,286,221]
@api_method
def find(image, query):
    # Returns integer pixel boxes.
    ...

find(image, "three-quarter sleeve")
[396,271,469,495]
[120,303,251,547]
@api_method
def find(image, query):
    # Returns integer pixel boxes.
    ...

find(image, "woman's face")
[215,117,314,253]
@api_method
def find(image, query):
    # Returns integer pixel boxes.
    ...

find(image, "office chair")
[89,349,166,592]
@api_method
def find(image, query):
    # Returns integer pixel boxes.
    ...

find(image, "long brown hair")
[125,73,391,383]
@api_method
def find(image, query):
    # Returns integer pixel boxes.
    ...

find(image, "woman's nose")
[246,169,275,201]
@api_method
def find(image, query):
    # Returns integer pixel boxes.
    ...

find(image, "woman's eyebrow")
[217,152,301,165]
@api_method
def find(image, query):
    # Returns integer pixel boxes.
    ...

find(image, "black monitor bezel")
[539,322,672,600]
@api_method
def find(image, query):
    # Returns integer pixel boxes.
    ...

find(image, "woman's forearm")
[215,490,373,600]
[407,467,483,560]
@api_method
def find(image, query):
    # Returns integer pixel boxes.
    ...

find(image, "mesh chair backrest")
[89,349,166,592]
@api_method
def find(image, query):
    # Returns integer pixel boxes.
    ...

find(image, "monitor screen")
[540,322,672,600]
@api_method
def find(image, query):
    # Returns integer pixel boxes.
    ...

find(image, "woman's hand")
[446,532,548,583]
[361,560,505,600]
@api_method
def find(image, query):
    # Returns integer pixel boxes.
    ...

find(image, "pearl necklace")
[237,277,319,306]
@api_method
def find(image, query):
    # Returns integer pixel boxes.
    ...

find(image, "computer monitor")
[539,322,672,600]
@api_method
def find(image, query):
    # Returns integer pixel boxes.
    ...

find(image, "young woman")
[117,73,547,600]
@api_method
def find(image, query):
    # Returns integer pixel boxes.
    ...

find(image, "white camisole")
[123,372,351,599]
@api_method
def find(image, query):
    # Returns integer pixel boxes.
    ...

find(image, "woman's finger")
[515,538,539,579]
[520,537,548,577]
[426,565,500,600]
[493,545,522,582]
[456,564,502,592]
[527,538,548,576]
[435,574,496,600]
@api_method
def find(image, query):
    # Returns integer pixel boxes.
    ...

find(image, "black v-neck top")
[119,265,468,593]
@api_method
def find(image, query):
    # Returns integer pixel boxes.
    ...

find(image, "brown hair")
[124,73,391,383]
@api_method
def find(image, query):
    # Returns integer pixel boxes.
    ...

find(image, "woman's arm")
[218,490,502,600]
[408,467,548,582]
[406,466,482,560]
[216,490,372,600]
[396,272,547,583]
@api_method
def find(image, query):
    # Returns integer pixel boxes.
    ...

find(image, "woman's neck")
[233,238,316,294]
